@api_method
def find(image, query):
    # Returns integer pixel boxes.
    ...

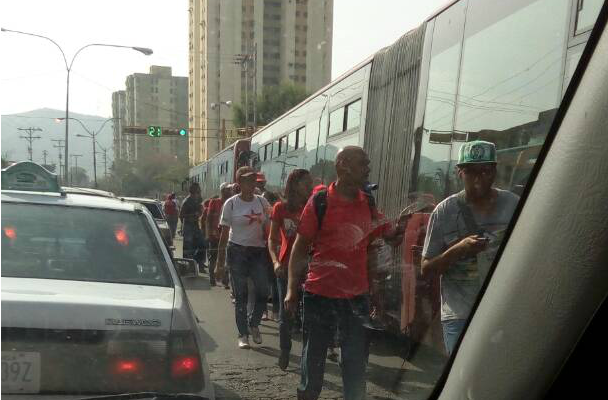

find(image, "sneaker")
[250,326,262,344]
[238,336,250,349]
[278,350,290,370]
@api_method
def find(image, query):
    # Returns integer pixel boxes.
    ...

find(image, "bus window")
[416,0,466,201]
[328,106,345,136]
[450,0,569,196]
[575,0,603,35]
[345,99,362,131]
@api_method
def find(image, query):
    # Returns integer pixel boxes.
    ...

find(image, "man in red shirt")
[285,146,406,400]
[206,183,233,287]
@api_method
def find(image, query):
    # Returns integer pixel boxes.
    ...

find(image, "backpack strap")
[312,190,328,230]
[362,191,376,221]
[313,189,377,231]
[456,191,484,236]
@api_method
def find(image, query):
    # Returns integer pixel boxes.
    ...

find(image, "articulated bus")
[188,0,601,350]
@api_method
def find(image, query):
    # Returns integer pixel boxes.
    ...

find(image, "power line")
[18,127,42,161]
[52,139,65,179]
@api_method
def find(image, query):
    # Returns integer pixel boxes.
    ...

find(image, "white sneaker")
[250,326,262,344]
[238,336,250,349]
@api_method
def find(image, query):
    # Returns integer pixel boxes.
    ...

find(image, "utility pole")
[96,144,109,178]
[18,127,42,161]
[70,154,83,185]
[253,42,257,134]
[221,119,226,150]
[42,150,49,165]
[52,139,65,181]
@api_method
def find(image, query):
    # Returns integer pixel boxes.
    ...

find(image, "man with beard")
[421,140,519,355]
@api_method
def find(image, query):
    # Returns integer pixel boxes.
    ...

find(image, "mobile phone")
[477,236,491,243]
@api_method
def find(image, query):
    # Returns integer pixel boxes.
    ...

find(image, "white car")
[1,162,214,399]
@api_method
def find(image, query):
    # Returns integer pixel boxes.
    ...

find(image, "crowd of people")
[161,141,516,400]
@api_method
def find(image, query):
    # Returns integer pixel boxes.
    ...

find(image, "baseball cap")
[235,166,257,181]
[256,173,267,183]
[457,140,497,166]
[219,182,229,191]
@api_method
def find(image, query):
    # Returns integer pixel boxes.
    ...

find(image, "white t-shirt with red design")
[220,194,270,248]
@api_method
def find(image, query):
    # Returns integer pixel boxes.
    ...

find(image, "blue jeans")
[227,242,269,337]
[442,319,467,355]
[276,277,293,351]
[298,292,370,400]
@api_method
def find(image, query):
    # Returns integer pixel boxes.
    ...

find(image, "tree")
[69,166,89,186]
[99,154,189,198]
[233,82,309,129]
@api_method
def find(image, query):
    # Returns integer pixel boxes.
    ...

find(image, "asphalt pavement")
[174,237,445,400]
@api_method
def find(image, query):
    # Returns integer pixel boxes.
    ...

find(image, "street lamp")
[210,101,232,152]
[1,27,152,184]
[56,117,116,188]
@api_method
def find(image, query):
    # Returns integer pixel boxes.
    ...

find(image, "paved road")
[175,238,445,400]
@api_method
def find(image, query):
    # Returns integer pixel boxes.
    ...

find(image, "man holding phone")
[421,141,519,355]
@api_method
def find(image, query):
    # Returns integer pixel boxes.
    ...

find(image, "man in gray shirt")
[422,140,519,355]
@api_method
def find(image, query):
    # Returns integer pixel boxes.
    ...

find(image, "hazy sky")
[0,0,447,118]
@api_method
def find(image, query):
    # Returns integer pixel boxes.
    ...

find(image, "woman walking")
[214,166,272,349]
[268,169,313,369]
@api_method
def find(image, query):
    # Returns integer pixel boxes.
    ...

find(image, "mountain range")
[1,108,114,177]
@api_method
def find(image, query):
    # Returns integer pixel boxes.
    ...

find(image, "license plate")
[1,352,41,394]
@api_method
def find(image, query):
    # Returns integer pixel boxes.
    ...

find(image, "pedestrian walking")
[163,193,179,239]
[206,184,232,287]
[180,183,203,262]
[421,140,519,355]
[268,169,313,370]
[214,166,272,349]
[285,146,408,400]
[261,185,280,322]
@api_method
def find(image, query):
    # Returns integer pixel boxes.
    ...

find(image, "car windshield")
[1,203,171,287]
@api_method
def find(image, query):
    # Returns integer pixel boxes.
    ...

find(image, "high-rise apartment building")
[188,0,333,165]
[112,90,127,161]
[112,66,189,162]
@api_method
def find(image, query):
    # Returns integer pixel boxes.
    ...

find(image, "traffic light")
[148,126,162,137]
[123,126,187,136]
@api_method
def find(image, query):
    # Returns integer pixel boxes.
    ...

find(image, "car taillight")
[171,356,199,377]
[168,331,204,392]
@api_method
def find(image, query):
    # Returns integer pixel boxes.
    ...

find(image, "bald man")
[285,146,407,400]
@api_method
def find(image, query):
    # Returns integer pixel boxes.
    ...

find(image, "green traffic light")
[179,129,187,136]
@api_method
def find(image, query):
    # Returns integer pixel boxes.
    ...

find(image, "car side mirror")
[174,258,199,278]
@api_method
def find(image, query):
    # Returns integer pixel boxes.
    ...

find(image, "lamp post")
[56,117,115,188]
[210,101,232,151]
[1,27,152,183]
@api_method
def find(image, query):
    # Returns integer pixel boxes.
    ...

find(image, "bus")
[188,0,602,351]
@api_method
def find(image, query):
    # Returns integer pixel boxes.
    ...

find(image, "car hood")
[1,277,175,331]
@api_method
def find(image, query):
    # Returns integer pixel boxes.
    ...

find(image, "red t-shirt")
[297,182,386,299]
[206,198,224,238]
[271,201,303,266]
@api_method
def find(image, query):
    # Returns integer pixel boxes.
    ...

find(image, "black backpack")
[312,189,376,230]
